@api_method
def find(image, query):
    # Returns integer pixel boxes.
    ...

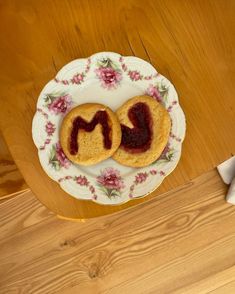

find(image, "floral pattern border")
[37,108,55,151]
[129,169,165,198]
[58,175,97,200]
[119,56,158,81]
[54,58,91,85]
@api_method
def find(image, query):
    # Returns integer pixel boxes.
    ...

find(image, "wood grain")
[0,0,235,218]
[0,133,29,199]
[1,169,235,293]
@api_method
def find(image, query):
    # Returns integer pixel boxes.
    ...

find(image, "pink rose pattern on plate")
[146,80,170,104]
[128,70,142,81]
[56,166,167,200]
[135,172,148,184]
[44,93,72,115]
[75,175,89,186]
[39,138,51,151]
[128,169,165,198]
[58,175,97,200]
[167,100,178,112]
[159,143,174,161]
[146,84,162,102]
[151,143,175,165]
[45,121,56,136]
[95,58,122,90]
[75,175,97,199]
[54,58,91,85]
[37,109,56,150]
[119,56,158,81]
[71,73,85,84]
[49,143,71,170]
[96,167,125,198]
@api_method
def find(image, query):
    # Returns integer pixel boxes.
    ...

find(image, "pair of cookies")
[60,96,171,167]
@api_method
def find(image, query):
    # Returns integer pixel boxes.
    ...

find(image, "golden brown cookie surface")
[112,95,171,167]
[60,103,121,166]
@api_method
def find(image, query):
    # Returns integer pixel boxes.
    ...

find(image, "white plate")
[32,52,186,205]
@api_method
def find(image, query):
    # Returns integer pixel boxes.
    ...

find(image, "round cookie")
[60,103,121,166]
[112,95,171,167]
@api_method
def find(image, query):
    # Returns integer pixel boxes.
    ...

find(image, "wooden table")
[0,0,234,219]
[1,170,235,293]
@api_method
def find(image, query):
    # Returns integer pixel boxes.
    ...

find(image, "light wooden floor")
[0,134,29,199]
[1,169,235,293]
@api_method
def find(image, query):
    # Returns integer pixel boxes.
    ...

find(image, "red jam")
[70,111,112,155]
[121,102,152,153]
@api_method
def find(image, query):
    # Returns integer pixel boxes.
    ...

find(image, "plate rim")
[32,51,186,205]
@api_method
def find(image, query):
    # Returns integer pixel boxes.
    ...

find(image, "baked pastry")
[112,95,171,167]
[60,103,121,166]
